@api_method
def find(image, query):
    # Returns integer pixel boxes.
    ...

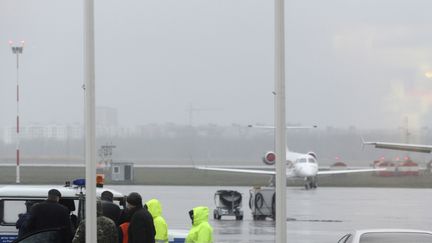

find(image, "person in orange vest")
[118,204,132,243]
[118,217,130,243]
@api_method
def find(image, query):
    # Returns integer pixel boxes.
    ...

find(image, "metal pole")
[83,0,97,242]
[16,52,20,184]
[10,41,24,184]
[275,0,287,242]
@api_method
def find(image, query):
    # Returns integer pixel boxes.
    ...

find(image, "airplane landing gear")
[304,177,318,190]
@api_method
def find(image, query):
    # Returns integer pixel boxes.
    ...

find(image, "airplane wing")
[195,166,275,175]
[196,166,384,176]
[317,167,385,175]
[248,124,317,129]
[363,141,432,153]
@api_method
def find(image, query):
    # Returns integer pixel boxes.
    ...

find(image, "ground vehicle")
[249,187,275,220]
[0,180,124,243]
[0,180,188,243]
[337,229,432,243]
[213,190,243,220]
[10,228,63,243]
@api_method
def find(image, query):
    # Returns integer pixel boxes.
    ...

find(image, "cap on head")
[101,190,114,202]
[48,189,61,197]
[127,192,142,207]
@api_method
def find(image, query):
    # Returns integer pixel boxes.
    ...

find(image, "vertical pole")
[84,0,97,242]
[10,43,24,184]
[16,52,20,184]
[275,0,287,242]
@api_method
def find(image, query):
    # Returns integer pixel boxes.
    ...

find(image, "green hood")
[146,198,162,218]
[192,206,209,226]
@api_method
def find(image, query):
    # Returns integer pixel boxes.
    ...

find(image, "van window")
[3,200,26,225]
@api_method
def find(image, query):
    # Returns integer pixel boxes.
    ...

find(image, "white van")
[0,179,124,243]
[0,180,187,243]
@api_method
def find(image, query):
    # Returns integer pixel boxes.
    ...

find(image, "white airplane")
[197,126,383,189]
[197,149,383,189]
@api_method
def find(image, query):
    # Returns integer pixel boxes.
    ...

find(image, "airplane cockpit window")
[299,158,307,163]
[308,158,316,163]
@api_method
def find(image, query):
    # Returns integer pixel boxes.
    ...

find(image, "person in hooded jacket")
[126,192,156,243]
[185,206,213,243]
[146,199,168,243]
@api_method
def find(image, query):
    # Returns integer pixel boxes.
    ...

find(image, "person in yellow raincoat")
[185,206,213,243]
[146,199,168,243]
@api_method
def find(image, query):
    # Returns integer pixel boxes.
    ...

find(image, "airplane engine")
[307,151,317,159]
[262,151,276,165]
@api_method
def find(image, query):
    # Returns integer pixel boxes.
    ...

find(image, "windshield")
[298,158,307,163]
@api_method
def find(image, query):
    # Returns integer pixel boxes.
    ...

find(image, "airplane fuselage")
[287,155,319,178]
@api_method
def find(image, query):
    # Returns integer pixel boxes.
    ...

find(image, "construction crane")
[186,104,221,126]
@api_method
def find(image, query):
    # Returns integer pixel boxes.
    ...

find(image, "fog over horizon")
[2,0,432,132]
[2,123,432,167]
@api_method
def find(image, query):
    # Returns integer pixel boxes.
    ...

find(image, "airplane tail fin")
[188,151,197,169]
[360,136,366,150]
[248,124,317,153]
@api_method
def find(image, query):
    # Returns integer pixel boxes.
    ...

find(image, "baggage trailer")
[213,190,243,220]
[249,187,275,220]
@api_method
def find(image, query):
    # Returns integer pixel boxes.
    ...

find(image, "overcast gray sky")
[1,0,432,129]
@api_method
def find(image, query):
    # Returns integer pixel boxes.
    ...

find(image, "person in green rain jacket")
[146,199,168,243]
[185,206,213,243]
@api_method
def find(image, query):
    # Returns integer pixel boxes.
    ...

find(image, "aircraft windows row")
[297,158,316,163]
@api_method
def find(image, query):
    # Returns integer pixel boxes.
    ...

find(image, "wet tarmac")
[110,186,432,243]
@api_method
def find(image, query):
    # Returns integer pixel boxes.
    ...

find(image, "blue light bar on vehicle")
[73,179,86,187]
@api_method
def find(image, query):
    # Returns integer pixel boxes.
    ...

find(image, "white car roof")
[0,185,124,199]
[354,229,432,234]
[348,229,432,242]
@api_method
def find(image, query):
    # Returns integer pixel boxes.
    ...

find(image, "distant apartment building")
[95,106,121,137]
[2,123,84,144]
[96,106,118,127]
[2,106,123,143]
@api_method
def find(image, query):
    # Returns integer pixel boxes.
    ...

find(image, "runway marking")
[287,217,343,222]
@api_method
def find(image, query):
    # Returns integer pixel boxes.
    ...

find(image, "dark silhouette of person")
[126,192,155,243]
[100,190,121,225]
[27,189,73,243]
[60,198,78,233]
[16,200,37,238]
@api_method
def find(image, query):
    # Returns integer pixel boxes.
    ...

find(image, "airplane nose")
[297,164,317,177]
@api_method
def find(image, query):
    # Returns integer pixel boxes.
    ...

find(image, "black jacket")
[27,200,72,243]
[101,200,121,225]
[128,206,156,243]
